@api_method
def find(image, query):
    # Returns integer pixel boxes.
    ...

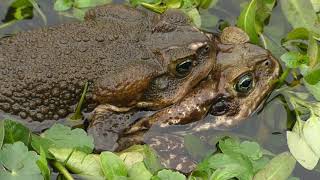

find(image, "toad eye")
[235,73,254,94]
[175,59,193,77]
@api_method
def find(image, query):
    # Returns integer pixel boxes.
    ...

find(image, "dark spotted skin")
[0,5,215,122]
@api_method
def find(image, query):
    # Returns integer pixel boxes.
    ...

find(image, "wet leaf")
[0,142,42,180]
[3,119,31,146]
[307,33,320,68]
[128,162,152,180]
[54,0,73,11]
[208,153,254,180]
[287,130,319,170]
[152,169,186,180]
[100,151,128,179]
[184,8,201,28]
[280,52,309,68]
[31,124,94,158]
[280,0,320,34]
[143,145,164,174]
[237,0,259,44]
[3,0,33,22]
[303,114,320,157]
[36,146,50,180]
[255,0,276,33]
[74,0,112,9]
[50,148,104,179]
[281,28,310,44]
[304,68,320,85]
[253,152,296,180]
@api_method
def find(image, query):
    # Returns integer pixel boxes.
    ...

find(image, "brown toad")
[0,4,215,123]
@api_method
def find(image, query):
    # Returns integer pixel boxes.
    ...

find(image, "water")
[0,0,319,178]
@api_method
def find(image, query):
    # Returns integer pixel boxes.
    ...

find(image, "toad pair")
[0,5,280,151]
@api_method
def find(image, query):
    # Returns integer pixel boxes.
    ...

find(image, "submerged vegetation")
[1,0,320,179]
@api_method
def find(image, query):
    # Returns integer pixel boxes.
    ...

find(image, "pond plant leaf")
[3,0,34,22]
[36,146,50,180]
[31,124,94,158]
[280,52,309,68]
[280,0,320,34]
[281,28,310,44]
[237,0,259,44]
[0,142,42,180]
[303,114,320,157]
[74,0,112,9]
[287,128,319,170]
[100,151,128,179]
[127,162,152,180]
[3,119,31,146]
[54,0,73,11]
[253,152,296,180]
[152,169,186,180]
[49,148,104,179]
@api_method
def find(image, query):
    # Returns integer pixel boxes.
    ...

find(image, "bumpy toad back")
[0,5,215,122]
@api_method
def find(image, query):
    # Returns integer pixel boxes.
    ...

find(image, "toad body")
[0,5,215,122]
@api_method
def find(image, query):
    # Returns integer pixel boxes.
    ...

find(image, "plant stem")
[52,161,74,180]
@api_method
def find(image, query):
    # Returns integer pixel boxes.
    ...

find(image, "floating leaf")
[0,142,42,180]
[100,151,128,179]
[74,0,112,9]
[152,169,186,180]
[280,52,309,68]
[31,124,94,158]
[255,0,276,33]
[237,0,259,44]
[280,0,320,34]
[287,130,319,170]
[128,162,152,180]
[281,28,310,44]
[3,119,31,146]
[54,0,73,11]
[303,114,320,157]
[307,33,320,68]
[304,68,320,85]
[253,152,296,180]
[50,148,104,179]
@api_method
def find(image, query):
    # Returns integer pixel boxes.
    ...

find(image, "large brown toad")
[0,5,215,122]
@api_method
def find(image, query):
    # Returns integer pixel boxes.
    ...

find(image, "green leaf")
[128,162,152,180]
[184,8,201,28]
[0,142,42,180]
[311,0,320,12]
[143,145,164,174]
[141,3,167,14]
[286,130,319,170]
[209,167,242,180]
[198,0,217,9]
[166,0,181,9]
[100,151,128,179]
[280,0,320,34]
[3,119,31,145]
[54,0,73,11]
[120,151,144,169]
[0,120,4,149]
[251,156,270,174]
[307,33,320,68]
[74,0,112,9]
[303,114,320,157]
[49,148,104,179]
[281,28,310,44]
[152,169,186,180]
[36,146,50,180]
[69,81,88,120]
[304,68,320,85]
[237,0,259,44]
[253,152,296,180]
[31,124,94,158]
[255,0,276,33]
[280,52,309,68]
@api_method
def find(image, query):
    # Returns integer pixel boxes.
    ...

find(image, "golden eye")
[235,73,254,94]
[175,59,193,77]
